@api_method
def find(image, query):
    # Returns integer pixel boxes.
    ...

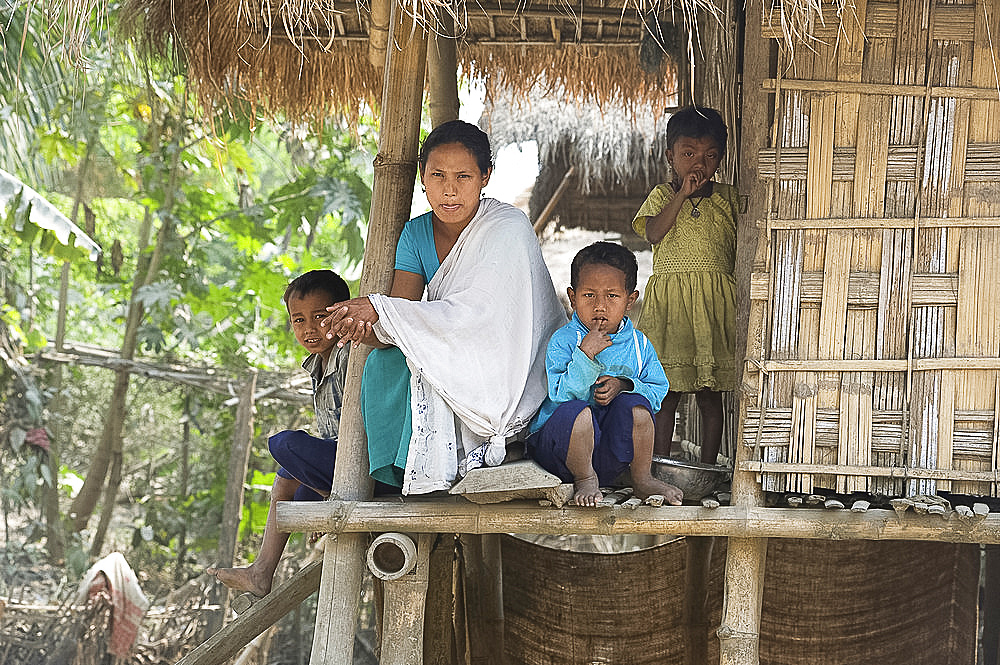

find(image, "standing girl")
[632,106,737,465]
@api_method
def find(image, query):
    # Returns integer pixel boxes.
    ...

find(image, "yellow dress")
[632,182,737,393]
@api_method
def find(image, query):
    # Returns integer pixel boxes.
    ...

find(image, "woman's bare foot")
[632,476,684,505]
[205,565,271,598]
[571,475,603,507]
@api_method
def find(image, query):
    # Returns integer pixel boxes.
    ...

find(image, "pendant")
[691,207,701,218]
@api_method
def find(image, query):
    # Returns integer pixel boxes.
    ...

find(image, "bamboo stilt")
[427,6,459,128]
[683,536,715,665]
[460,534,504,665]
[367,533,433,664]
[310,4,427,663]
[726,0,768,659]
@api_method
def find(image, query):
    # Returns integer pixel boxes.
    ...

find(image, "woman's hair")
[283,269,350,306]
[665,106,728,155]
[418,120,494,175]
[570,241,639,293]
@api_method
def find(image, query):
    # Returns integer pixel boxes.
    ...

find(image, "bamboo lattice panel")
[743,0,1000,496]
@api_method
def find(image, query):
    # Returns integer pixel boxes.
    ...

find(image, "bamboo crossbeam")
[740,461,999,483]
[267,31,644,46]
[762,78,1000,100]
[754,216,1000,229]
[275,500,1000,544]
[749,358,1000,372]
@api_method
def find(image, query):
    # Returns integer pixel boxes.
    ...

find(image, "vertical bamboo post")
[984,545,1000,665]
[310,4,427,663]
[423,22,463,663]
[460,533,504,665]
[426,5,459,128]
[210,369,259,634]
[683,536,714,665]
[424,535,458,665]
[720,0,766,662]
[367,533,434,664]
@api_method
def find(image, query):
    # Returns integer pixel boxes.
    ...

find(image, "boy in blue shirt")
[528,242,684,507]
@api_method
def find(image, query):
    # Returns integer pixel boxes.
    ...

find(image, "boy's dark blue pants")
[526,393,653,486]
[269,430,396,500]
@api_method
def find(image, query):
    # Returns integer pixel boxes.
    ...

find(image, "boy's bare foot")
[633,477,684,505]
[571,475,603,507]
[205,565,271,598]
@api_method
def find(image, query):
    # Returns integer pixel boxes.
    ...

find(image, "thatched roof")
[481,87,673,232]
[87,0,694,120]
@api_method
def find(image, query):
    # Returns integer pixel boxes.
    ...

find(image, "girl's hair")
[570,241,639,293]
[284,269,350,306]
[418,120,494,176]
[665,106,728,155]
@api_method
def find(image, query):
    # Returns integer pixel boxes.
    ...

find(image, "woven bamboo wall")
[742,0,1000,496]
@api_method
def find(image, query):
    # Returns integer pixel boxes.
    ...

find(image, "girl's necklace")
[689,196,706,218]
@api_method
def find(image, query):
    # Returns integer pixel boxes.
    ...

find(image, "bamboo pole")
[209,369,258,634]
[367,533,433,664]
[724,0,769,659]
[459,534,504,665]
[426,6,459,128]
[683,536,715,665]
[276,500,1000,544]
[367,0,390,68]
[310,4,427,663]
[532,166,575,236]
[178,561,323,665]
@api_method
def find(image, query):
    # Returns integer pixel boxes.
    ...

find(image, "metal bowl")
[650,455,731,501]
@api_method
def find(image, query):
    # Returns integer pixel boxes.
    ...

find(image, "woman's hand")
[322,297,379,347]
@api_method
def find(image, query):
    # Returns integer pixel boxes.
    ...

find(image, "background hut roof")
[481,86,673,233]
[112,0,690,119]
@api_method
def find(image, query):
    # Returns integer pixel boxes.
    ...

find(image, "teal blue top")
[394,211,439,282]
[363,211,441,487]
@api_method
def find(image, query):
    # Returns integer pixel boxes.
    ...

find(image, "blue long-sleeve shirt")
[529,312,669,434]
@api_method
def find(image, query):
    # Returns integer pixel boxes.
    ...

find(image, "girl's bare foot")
[205,565,271,598]
[571,475,603,507]
[633,477,684,505]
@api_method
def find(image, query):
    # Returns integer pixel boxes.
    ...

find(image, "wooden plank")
[757,216,1000,229]
[178,561,322,665]
[277,499,1000,544]
[761,78,1000,99]
[760,357,1000,371]
[741,460,999,482]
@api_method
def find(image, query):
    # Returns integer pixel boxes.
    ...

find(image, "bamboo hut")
[55,0,1000,663]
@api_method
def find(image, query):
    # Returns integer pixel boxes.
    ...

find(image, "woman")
[324,120,567,494]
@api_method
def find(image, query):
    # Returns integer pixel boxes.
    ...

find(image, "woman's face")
[420,142,492,229]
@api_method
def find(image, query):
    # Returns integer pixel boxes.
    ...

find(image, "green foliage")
[1,1,379,586]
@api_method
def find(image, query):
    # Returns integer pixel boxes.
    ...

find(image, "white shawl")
[370,198,567,494]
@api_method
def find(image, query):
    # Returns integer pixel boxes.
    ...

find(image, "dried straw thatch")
[481,81,678,233]
[42,0,728,121]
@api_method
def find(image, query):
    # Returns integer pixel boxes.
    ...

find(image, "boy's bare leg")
[654,392,681,458]
[207,474,299,596]
[631,406,683,505]
[695,389,723,464]
[565,407,602,507]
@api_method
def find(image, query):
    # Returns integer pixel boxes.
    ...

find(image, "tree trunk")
[208,370,258,634]
[46,135,97,561]
[69,105,182,533]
